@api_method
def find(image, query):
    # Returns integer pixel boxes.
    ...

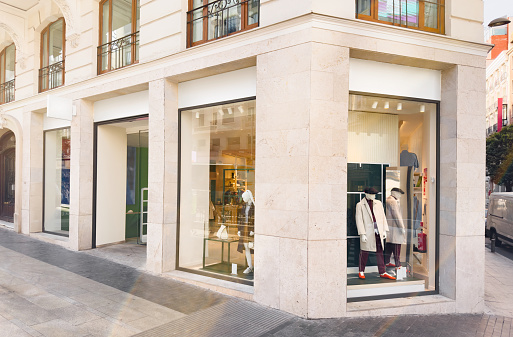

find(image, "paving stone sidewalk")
[0,226,510,337]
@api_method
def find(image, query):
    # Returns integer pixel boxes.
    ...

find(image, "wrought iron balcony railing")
[39,60,65,92]
[0,79,14,104]
[187,0,260,47]
[97,31,139,74]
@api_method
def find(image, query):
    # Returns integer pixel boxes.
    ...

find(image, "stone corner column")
[69,99,94,251]
[21,110,43,235]
[147,78,179,274]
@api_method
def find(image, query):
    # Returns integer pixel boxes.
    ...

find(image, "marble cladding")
[69,99,94,251]
[146,79,179,274]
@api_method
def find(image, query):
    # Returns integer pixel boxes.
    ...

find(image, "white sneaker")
[243,267,254,274]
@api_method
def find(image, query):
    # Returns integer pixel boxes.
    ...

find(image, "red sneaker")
[386,263,396,267]
[358,272,365,279]
[380,272,396,280]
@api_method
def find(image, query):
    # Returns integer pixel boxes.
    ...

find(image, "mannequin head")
[365,193,376,200]
[242,190,255,205]
[364,187,378,201]
[391,187,405,199]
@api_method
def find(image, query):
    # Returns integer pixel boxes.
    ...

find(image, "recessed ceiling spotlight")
[420,105,425,113]
[397,103,402,111]
[218,108,224,116]
[228,107,233,114]
[195,111,199,118]
[238,105,244,113]
[384,102,390,109]
[372,101,378,109]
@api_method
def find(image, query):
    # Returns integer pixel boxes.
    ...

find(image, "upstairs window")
[98,0,140,74]
[356,0,445,34]
[40,18,65,92]
[0,44,15,104]
[187,0,260,47]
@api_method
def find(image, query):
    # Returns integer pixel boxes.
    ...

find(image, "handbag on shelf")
[216,225,228,240]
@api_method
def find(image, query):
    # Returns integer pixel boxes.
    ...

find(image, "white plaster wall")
[349,59,441,101]
[93,90,149,122]
[178,67,256,108]
[96,124,127,246]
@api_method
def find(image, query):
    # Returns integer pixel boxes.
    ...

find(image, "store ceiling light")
[228,107,233,114]
[238,105,244,113]
[420,105,425,113]
[397,103,402,111]
[218,108,224,116]
[195,111,199,119]
[372,101,378,109]
[384,102,389,109]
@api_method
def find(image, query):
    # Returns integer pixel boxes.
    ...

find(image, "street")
[0,226,510,337]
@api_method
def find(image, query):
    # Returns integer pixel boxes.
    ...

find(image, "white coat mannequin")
[391,191,406,236]
[360,193,387,243]
[238,190,255,274]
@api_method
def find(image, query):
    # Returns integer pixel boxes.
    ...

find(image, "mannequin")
[385,188,406,268]
[400,145,419,170]
[237,190,255,274]
[355,187,395,280]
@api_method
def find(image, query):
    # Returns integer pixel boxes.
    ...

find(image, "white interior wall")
[96,125,127,246]
[348,111,399,166]
[179,112,210,267]
[349,59,441,101]
[43,131,61,231]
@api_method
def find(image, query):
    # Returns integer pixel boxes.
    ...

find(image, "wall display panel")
[43,128,71,236]
[347,93,438,301]
[178,99,256,284]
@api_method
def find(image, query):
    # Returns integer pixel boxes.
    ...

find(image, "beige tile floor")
[0,245,185,337]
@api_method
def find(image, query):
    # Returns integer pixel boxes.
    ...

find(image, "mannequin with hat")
[355,187,396,280]
[384,188,406,267]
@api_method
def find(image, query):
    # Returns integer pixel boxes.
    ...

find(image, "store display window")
[43,128,71,236]
[178,99,256,284]
[347,94,438,300]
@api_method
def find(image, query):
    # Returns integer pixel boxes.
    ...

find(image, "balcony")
[0,79,14,104]
[97,31,139,74]
[356,0,445,34]
[39,60,65,92]
[487,124,498,137]
[187,0,260,47]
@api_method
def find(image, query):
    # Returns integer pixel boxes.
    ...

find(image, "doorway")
[93,115,149,248]
[0,131,15,223]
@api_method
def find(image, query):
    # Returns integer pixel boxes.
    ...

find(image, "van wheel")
[491,230,502,247]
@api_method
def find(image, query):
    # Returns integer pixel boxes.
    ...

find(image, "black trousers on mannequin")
[359,233,385,274]
[384,242,401,266]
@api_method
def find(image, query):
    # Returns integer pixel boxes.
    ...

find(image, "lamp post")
[488,17,511,27]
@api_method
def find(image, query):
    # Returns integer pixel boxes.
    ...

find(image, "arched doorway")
[0,131,15,222]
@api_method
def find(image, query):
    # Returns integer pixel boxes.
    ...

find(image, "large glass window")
[356,0,444,34]
[0,43,15,104]
[98,0,140,74]
[347,94,438,300]
[44,128,71,236]
[40,18,65,92]
[179,99,256,284]
[187,0,260,47]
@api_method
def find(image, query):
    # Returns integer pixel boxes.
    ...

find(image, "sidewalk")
[0,226,510,337]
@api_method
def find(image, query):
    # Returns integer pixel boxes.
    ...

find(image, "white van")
[487,192,513,246]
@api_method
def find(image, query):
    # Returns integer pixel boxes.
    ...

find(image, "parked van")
[487,192,513,246]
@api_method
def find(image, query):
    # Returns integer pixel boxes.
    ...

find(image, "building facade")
[0,0,488,318]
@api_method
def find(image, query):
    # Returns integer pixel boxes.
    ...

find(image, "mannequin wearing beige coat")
[355,197,389,252]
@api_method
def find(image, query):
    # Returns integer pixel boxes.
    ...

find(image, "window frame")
[39,18,66,93]
[187,0,260,48]
[356,0,445,35]
[98,0,140,74]
[0,43,15,104]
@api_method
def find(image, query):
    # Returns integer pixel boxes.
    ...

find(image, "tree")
[487,124,513,191]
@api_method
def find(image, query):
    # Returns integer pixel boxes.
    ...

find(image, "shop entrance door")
[0,132,15,222]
